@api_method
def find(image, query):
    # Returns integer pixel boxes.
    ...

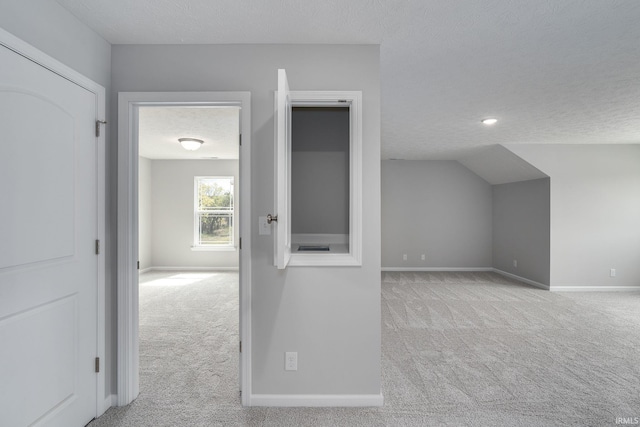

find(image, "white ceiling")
[138,107,239,160]
[58,0,640,161]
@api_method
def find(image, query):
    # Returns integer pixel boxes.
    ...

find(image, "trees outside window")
[195,177,234,246]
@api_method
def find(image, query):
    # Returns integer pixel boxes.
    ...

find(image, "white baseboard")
[249,393,384,407]
[99,394,116,415]
[139,267,153,274]
[140,266,239,273]
[551,286,640,292]
[381,267,493,272]
[492,269,550,290]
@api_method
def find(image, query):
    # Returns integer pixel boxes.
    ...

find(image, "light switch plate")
[258,216,271,235]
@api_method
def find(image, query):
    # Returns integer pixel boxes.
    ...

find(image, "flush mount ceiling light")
[178,138,204,151]
[481,118,498,125]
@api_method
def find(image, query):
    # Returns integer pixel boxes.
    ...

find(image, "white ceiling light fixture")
[178,137,204,151]
[481,118,498,126]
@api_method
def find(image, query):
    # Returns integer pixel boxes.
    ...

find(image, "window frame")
[193,175,235,250]
[275,89,363,267]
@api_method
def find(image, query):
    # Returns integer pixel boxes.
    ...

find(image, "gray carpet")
[90,271,640,426]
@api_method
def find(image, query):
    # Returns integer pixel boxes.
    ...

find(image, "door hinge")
[239,134,242,146]
[95,239,100,255]
[95,120,107,137]
[239,238,242,250]
[137,261,140,270]
[95,357,100,373]
[239,341,242,353]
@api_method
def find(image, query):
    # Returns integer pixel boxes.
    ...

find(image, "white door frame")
[117,91,252,406]
[0,28,107,416]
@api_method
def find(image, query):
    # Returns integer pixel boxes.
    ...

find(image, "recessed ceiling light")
[481,118,498,125]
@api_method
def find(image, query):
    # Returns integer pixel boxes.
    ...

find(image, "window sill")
[191,246,237,252]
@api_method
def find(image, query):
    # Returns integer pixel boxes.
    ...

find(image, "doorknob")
[267,214,278,224]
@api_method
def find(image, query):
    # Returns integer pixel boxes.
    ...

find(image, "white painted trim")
[381,267,493,272]
[551,286,640,292]
[117,92,252,407]
[0,27,108,418]
[492,269,550,290]
[190,246,237,252]
[250,394,384,407]
[276,90,363,268]
[104,395,117,411]
[140,266,239,272]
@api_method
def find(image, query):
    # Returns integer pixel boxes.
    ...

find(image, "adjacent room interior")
[137,106,240,405]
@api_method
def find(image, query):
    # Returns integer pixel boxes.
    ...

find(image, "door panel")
[275,69,291,269]
[0,44,97,427]
[0,90,75,269]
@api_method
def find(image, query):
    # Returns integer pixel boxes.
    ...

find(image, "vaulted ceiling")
[58,0,640,161]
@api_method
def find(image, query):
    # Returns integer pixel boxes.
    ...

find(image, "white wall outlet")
[258,216,271,235]
[421,254,426,261]
[402,254,407,261]
[610,268,616,277]
[285,352,297,371]
[513,259,517,268]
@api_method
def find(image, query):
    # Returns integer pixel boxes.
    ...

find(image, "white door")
[275,69,291,269]
[0,44,98,426]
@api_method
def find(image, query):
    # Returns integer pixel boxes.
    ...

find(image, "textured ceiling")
[138,107,239,160]
[58,0,640,162]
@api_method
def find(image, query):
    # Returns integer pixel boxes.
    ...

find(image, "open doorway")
[117,92,252,407]
[136,106,240,405]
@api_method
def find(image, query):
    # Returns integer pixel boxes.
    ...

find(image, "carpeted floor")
[90,271,640,426]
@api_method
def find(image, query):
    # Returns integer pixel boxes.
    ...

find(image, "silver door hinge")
[239,238,242,250]
[95,120,107,137]
[95,239,100,255]
[137,261,140,270]
[95,357,100,373]
[239,134,242,146]
[239,341,242,353]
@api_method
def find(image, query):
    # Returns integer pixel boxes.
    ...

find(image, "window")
[274,68,362,268]
[194,176,234,248]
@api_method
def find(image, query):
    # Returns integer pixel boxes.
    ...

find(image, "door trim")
[117,91,252,406]
[0,27,107,417]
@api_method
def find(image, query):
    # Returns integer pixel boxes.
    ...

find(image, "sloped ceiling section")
[458,145,548,185]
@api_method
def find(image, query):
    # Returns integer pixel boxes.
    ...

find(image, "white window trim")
[284,90,362,267]
[193,176,235,249]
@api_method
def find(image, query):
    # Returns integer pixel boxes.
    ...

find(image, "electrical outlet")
[285,352,297,371]
[513,259,518,268]
[421,254,426,261]
[610,268,616,277]
[402,254,407,261]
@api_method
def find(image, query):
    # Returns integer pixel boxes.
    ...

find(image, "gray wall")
[493,178,550,285]
[507,145,640,288]
[0,0,111,87]
[0,0,114,400]
[381,160,493,269]
[292,107,349,235]
[112,45,381,396]
[138,157,152,271]
[150,160,239,269]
